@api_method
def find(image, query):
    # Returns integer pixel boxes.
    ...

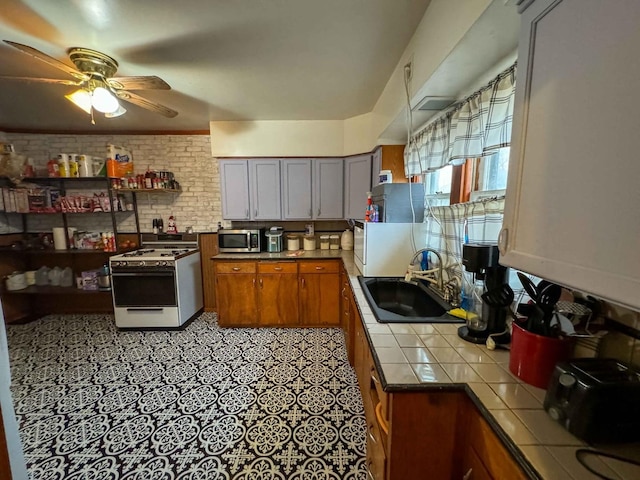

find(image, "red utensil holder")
[509,322,574,389]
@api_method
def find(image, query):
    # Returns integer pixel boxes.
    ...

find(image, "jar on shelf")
[287,234,300,251]
[329,234,340,250]
[320,234,330,250]
[303,235,316,251]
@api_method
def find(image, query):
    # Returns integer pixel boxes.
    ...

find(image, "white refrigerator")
[354,222,429,277]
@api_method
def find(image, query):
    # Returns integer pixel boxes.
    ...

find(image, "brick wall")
[3,133,222,233]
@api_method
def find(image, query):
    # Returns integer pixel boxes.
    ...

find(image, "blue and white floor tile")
[7,313,367,479]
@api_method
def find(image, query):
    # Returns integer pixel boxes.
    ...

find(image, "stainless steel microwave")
[218,229,265,253]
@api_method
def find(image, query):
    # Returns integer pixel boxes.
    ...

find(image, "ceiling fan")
[0,40,178,119]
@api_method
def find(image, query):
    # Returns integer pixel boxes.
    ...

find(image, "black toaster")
[544,358,640,444]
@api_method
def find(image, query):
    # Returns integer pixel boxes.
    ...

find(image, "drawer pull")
[274,267,283,271]
[232,267,241,271]
[315,266,324,270]
[375,402,389,435]
[463,468,473,480]
[370,373,380,385]
[368,425,378,445]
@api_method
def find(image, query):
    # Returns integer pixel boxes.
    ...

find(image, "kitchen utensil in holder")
[509,322,574,388]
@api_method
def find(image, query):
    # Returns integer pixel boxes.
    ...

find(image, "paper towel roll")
[53,227,67,250]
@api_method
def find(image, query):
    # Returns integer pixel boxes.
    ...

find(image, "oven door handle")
[112,271,175,276]
[126,308,165,312]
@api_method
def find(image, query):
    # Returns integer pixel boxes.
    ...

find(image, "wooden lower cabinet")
[453,395,528,480]
[341,267,354,365]
[215,261,257,326]
[298,260,340,326]
[199,233,219,311]
[257,262,298,326]
[213,259,340,327]
[351,299,528,479]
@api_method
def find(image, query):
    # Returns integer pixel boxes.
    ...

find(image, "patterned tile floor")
[7,312,367,479]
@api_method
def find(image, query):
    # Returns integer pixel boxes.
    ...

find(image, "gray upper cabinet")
[220,160,250,220]
[313,158,344,219]
[344,154,372,220]
[500,0,640,310]
[249,159,281,220]
[281,159,313,219]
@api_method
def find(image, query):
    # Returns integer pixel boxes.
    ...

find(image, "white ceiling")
[0,0,432,132]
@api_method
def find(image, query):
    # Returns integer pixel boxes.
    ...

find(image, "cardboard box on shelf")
[81,269,100,290]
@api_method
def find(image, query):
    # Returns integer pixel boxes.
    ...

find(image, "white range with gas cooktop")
[109,234,203,328]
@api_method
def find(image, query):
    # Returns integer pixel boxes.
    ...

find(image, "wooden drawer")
[215,262,256,274]
[298,260,339,274]
[257,262,298,274]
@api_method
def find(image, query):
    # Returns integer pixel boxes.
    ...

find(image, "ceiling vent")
[414,96,456,112]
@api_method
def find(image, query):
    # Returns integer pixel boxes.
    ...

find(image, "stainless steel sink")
[357,276,462,324]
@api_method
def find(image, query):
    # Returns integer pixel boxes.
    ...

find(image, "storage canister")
[329,234,340,250]
[320,234,330,250]
[303,235,316,251]
[287,234,300,251]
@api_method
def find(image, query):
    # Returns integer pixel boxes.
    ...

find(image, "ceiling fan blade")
[3,40,87,80]
[116,90,178,118]
[0,75,80,86]
[108,76,171,91]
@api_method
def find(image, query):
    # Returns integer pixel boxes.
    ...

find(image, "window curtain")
[405,63,517,176]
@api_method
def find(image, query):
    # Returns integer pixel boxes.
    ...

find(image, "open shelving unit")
[0,176,178,322]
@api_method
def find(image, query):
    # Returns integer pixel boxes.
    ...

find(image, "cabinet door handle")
[245,209,249,218]
[366,464,375,480]
[368,431,377,445]
[232,267,241,271]
[375,402,389,435]
[254,209,258,218]
[498,227,508,255]
[253,278,256,287]
[301,278,305,288]
[308,209,312,217]
[463,468,473,480]
[317,208,321,216]
[341,287,346,297]
[259,278,263,288]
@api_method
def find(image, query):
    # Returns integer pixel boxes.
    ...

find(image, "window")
[424,164,452,206]
[470,147,509,201]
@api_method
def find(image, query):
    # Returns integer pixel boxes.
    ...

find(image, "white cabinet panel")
[500,0,640,310]
[282,159,313,219]
[344,154,372,220]
[249,159,281,220]
[220,160,250,220]
[313,158,344,219]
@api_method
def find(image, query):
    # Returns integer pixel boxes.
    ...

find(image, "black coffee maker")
[458,244,509,344]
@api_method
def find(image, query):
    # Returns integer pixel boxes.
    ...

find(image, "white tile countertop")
[212,250,640,479]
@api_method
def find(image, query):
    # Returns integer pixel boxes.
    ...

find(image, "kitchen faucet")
[406,248,444,292]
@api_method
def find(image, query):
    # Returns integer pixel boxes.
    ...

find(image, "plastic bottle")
[365,191,372,221]
[47,158,60,177]
[57,154,70,177]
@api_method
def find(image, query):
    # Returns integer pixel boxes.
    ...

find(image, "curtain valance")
[405,63,517,176]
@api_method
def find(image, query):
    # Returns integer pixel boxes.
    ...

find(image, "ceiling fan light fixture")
[91,86,119,113]
[65,89,92,114]
[105,104,127,118]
